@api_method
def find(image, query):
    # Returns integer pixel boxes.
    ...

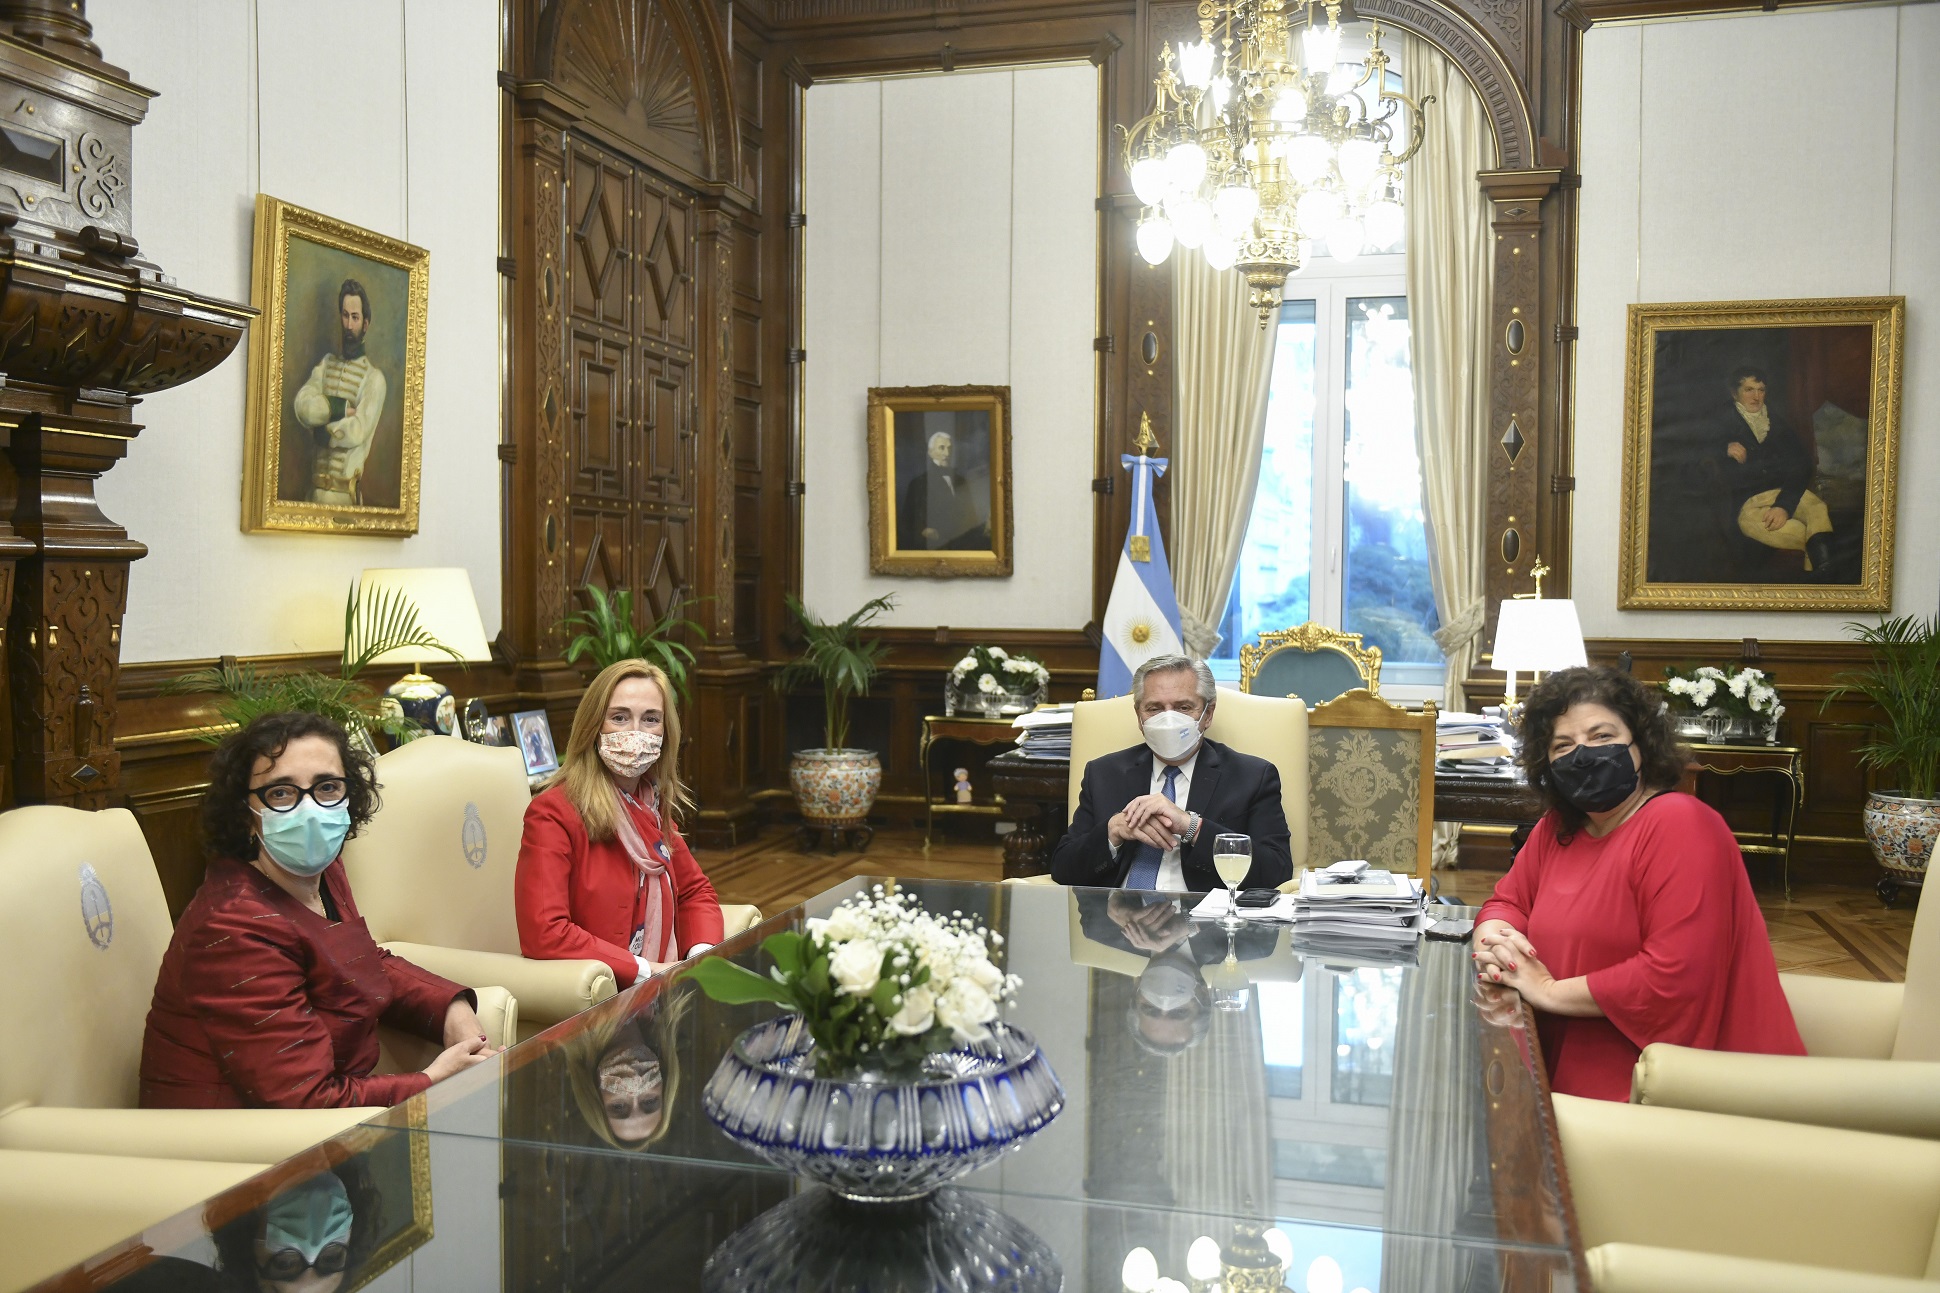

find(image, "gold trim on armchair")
[1238,622,1383,697]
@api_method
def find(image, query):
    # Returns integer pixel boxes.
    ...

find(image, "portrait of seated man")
[1050,654,1292,892]
[1711,365,1836,579]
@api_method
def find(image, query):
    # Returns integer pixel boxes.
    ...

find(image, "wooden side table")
[1685,742,1804,897]
[919,715,1019,846]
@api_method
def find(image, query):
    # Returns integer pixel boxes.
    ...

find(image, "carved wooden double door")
[563,133,698,623]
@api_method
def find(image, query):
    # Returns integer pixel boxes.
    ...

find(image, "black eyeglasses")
[250,778,349,814]
[256,1241,350,1281]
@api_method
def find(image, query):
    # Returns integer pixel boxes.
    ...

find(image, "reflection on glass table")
[45,879,1583,1293]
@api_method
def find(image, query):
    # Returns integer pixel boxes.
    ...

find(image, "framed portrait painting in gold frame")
[242,195,429,536]
[866,385,1013,578]
[1617,296,1904,612]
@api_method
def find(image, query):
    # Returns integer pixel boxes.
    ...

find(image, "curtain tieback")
[1179,610,1222,662]
[1432,599,1487,655]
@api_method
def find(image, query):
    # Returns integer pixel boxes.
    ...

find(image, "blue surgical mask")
[258,798,352,877]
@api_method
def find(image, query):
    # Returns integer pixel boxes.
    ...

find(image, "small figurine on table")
[953,768,973,804]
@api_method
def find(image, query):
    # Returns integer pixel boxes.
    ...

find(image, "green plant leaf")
[681,956,796,1006]
[762,931,809,979]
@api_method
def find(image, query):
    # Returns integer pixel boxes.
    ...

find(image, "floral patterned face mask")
[598,729,662,780]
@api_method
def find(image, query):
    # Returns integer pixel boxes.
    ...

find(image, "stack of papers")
[1012,706,1073,761]
[1291,861,1431,946]
[1437,709,1516,773]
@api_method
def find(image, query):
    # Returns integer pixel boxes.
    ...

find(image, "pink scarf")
[614,787,679,965]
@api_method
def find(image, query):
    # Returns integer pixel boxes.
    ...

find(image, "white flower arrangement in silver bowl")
[1661,665,1784,743]
[946,645,1051,716]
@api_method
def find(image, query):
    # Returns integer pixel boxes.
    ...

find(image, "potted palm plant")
[1828,613,1940,907]
[776,593,894,849]
[556,585,705,699]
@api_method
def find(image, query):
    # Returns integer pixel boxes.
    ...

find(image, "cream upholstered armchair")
[1066,688,1310,875]
[0,805,468,1290]
[1630,870,1940,1138]
[1238,622,1382,704]
[1557,1093,1940,1291]
[1303,689,1436,885]
[342,736,761,1040]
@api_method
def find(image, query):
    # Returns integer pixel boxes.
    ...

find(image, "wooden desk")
[919,715,1018,846]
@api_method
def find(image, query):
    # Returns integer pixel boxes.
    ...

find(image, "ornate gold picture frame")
[243,195,429,535]
[866,385,1013,578]
[1617,296,1904,611]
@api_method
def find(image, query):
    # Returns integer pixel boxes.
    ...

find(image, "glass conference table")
[43,880,1585,1292]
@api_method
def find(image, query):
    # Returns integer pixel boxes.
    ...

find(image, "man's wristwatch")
[1181,811,1202,847]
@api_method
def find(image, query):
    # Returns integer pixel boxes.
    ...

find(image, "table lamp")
[1492,561,1586,706]
[356,567,493,735]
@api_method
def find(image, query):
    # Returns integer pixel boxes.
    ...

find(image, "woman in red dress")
[1473,666,1804,1100]
[141,713,497,1109]
[515,659,724,990]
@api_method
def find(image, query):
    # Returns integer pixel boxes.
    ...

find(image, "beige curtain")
[1171,251,1278,659]
[1164,988,1275,1257]
[1402,36,1495,869]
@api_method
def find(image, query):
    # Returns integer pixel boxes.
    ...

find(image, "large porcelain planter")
[1865,791,1940,908]
[789,748,881,825]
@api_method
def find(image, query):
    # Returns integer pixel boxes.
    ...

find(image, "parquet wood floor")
[696,828,1916,983]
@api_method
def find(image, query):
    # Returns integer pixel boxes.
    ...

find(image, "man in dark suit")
[1051,654,1292,892]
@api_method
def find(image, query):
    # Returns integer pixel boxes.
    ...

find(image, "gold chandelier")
[1119,0,1432,325]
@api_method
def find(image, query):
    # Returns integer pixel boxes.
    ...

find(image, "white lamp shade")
[357,567,494,666]
[1492,598,1587,675]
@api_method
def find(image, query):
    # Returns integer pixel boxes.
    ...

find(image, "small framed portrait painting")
[865,385,1013,578]
[512,709,560,778]
[242,194,430,536]
[1618,296,1904,611]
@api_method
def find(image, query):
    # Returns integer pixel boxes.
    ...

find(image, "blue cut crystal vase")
[701,1014,1064,1202]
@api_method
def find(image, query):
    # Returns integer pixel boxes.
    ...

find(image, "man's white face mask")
[1138,961,1200,1011]
[1141,710,1203,763]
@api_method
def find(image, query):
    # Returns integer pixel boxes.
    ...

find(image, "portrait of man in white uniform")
[292,279,389,506]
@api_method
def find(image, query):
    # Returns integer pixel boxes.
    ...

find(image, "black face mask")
[1546,742,1639,813]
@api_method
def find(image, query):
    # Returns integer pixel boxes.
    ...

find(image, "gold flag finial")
[1133,412,1160,455]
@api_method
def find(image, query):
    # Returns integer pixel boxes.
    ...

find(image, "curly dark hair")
[202,712,380,861]
[1514,666,1688,843]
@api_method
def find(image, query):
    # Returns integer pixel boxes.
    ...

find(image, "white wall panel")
[1572,5,1940,638]
[90,0,502,662]
[803,64,1098,630]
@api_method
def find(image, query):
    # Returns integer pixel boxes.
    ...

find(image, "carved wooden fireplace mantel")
[0,0,253,807]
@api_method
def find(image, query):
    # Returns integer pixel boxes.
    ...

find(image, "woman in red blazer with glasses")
[141,713,497,1109]
[515,659,724,990]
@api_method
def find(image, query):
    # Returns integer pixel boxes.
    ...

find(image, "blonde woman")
[515,660,724,988]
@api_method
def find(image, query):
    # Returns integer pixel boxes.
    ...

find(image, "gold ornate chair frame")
[1238,623,1384,699]
[1307,688,1437,883]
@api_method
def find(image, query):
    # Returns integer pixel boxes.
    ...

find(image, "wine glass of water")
[1213,833,1252,930]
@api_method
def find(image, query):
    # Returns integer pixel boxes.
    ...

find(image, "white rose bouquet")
[685,886,1021,1076]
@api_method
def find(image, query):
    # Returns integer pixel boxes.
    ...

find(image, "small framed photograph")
[866,384,1013,577]
[512,709,560,777]
[1618,296,1904,611]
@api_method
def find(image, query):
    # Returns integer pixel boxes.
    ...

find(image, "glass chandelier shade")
[1117,0,1431,325]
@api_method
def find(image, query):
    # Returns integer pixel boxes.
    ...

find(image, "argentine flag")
[1097,449,1185,697]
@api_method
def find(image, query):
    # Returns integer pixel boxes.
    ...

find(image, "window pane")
[1331,967,1402,1106]
[1341,296,1442,667]
[1212,300,1318,661]
[1257,979,1304,1099]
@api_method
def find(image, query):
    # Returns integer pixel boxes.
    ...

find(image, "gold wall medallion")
[242,195,430,536]
[865,385,1014,578]
[1616,296,1904,612]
